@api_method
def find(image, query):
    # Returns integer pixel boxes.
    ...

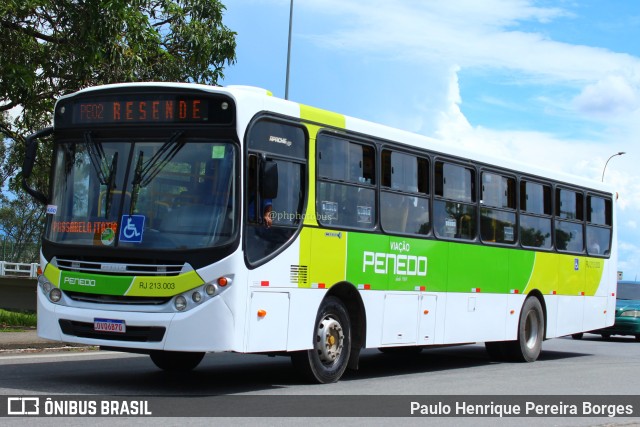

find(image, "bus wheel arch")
[326,281,366,369]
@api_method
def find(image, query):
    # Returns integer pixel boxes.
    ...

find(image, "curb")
[0,328,98,355]
[0,345,99,355]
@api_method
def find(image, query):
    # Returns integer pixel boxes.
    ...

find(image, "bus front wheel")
[149,350,205,371]
[291,296,352,384]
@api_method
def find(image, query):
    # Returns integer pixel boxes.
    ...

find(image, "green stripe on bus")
[54,268,204,297]
[300,230,604,295]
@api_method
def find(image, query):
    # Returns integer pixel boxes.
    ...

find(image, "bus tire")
[505,297,544,362]
[291,296,351,384]
[149,351,205,371]
[571,333,584,340]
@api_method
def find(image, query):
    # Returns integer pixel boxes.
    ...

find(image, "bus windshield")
[46,135,237,250]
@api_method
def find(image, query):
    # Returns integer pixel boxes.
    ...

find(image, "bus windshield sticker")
[119,215,145,243]
[46,205,58,215]
[321,201,338,221]
[504,226,514,241]
[212,145,225,159]
[101,228,116,246]
[445,217,457,236]
[357,206,372,223]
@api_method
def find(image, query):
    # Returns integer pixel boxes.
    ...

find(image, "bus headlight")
[38,276,54,295]
[42,281,53,294]
[49,288,62,303]
[174,295,187,311]
[192,291,202,303]
[205,284,217,296]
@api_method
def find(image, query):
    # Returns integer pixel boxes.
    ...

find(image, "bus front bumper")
[37,290,236,352]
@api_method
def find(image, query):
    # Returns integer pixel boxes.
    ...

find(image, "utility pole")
[285,0,294,100]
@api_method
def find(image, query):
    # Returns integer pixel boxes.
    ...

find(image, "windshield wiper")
[104,152,118,218]
[129,131,185,215]
[83,132,119,218]
[84,132,109,185]
[130,151,143,216]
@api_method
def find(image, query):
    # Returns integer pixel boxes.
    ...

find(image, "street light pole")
[285,0,294,100]
[601,152,626,182]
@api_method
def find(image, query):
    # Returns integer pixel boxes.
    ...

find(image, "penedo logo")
[7,397,40,415]
[63,277,96,287]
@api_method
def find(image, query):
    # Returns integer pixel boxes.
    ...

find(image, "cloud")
[300,0,640,84]
[573,75,640,116]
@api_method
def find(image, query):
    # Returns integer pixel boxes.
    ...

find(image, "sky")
[221,0,640,280]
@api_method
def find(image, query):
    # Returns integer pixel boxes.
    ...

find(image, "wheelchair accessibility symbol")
[119,215,145,243]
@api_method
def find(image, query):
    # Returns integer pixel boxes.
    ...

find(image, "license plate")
[94,318,126,333]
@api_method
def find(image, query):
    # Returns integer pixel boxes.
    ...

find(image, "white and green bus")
[23,83,617,383]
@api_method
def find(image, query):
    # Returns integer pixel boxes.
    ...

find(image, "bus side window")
[586,195,612,256]
[316,134,376,230]
[434,161,476,240]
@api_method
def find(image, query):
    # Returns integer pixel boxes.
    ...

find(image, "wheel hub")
[524,309,540,349]
[315,315,344,364]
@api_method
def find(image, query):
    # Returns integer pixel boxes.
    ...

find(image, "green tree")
[0,0,236,261]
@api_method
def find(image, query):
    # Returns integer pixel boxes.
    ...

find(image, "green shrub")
[0,309,37,328]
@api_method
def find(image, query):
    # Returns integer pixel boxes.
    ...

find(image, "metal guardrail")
[0,261,39,278]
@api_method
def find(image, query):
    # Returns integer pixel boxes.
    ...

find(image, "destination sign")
[74,98,209,124]
[57,92,234,127]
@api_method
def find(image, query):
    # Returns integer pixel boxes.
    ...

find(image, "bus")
[22,82,617,383]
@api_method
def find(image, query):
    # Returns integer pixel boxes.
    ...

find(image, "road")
[1,334,640,426]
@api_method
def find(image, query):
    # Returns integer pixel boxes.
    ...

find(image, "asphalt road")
[1,334,639,426]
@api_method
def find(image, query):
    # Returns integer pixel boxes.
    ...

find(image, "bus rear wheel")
[291,296,351,384]
[149,350,205,371]
[504,297,544,362]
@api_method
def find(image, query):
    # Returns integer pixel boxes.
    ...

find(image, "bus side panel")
[554,296,585,338]
[164,297,235,352]
[504,293,526,340]
[362,291,386,348]
[582,296,608,333]
[286,288,326,351]
[246,291,290,352]
[543,295,559,338]
[443,293,509,343]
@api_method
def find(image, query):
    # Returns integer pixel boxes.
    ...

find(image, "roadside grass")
[0,309,37,330]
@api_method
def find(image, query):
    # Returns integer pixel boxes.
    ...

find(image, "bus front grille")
[65,291,171,305]
[54,257,186,276]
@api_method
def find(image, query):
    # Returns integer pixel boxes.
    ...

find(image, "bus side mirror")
[22,127,53,205]
[260,160,278,199]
